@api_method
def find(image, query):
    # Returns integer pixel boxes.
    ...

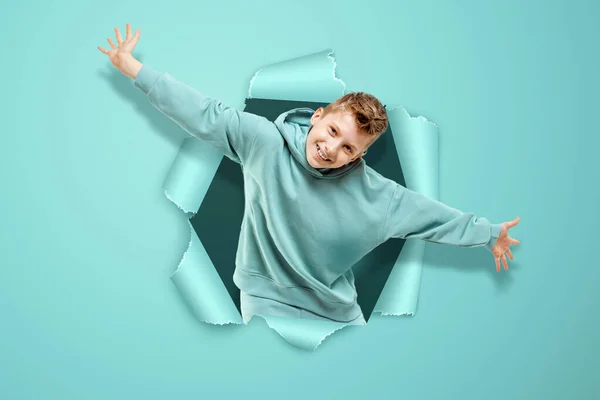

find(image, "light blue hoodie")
[134,65,501,323]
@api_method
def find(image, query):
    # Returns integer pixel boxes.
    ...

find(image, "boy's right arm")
[127,55,260,164]
[99,25,260,164]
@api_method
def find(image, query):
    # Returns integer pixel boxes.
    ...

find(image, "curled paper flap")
[248,49,345,103]
[163,136,222,215]
[170,221,243,324]
[163,50,439,349]
[254,315,351,352]
[373,107,439,315]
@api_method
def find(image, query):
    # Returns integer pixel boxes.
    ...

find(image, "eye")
[329,128,336,136]
[344,145,352,153]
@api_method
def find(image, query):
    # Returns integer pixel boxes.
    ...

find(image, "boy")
[98,24,521,325]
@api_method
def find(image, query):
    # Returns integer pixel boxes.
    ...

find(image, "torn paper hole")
[162,49,440,350]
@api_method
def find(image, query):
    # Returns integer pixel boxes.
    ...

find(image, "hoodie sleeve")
[381,183,502,252]
[133,65,260,164]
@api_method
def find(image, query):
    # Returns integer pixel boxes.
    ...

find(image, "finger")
[502,254,509,271]
[97,46,109,54]
[126,23,132,40]
[507,248,514,260]
[495,257,500,273]
[115,27,123,43]
[127,29,140,49]
[512,238,521,246]
[107,37,117,49]
[507,216,520,228]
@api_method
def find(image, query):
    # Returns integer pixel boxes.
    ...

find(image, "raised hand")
[491,216,521,272]
[97,23,143,79]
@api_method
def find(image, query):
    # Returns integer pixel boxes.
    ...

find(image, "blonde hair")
[323,92,388,138]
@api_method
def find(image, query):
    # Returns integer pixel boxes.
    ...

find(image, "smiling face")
[305,107,375,169]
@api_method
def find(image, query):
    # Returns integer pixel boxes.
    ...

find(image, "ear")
[310,107,324,125]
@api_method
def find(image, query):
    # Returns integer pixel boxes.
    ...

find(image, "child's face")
[306,108,373,169]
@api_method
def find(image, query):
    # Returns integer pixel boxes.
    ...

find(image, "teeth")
[317,145,329,161]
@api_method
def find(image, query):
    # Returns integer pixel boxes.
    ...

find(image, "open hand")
[491,216,521,272]
[97,23,141,76]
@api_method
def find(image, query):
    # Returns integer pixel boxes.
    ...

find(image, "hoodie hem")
[233,267,363,323]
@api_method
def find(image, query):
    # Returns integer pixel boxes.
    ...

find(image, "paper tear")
[169,220,244,325]
[326,50,347,95]
[161,49,441,349]
[247,49,345,103]
[247,69,261,99]
[255,315,352,351]
[164,188,195,215]
[311,323,351,350]
[169,218,194,278]
[387,104,440,129]
[375,311,414,317]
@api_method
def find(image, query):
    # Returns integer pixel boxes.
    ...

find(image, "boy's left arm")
[381,183,520,270]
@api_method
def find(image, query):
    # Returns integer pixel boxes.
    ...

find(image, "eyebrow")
[331,122,358,152]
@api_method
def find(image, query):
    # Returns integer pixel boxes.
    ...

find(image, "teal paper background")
[1,0,598,398]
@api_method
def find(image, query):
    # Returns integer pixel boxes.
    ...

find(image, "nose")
[325,140,342,157]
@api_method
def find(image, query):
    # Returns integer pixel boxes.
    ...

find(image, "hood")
[273,107,364,179]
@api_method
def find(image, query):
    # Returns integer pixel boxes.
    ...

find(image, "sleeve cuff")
[485,223,502,252]
[133,65,162,95]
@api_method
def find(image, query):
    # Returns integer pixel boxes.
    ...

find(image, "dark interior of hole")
[190,98,407,321]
